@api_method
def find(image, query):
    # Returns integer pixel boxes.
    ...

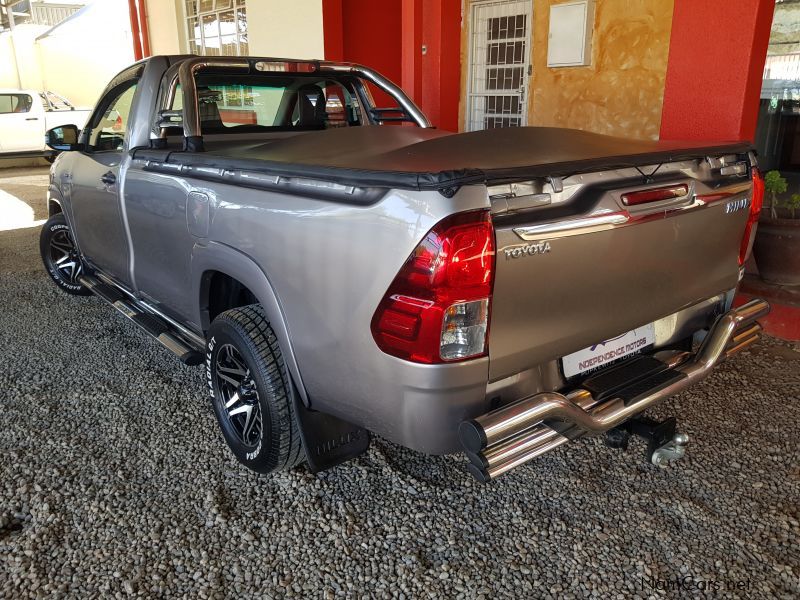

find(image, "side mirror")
[45,124,83,151]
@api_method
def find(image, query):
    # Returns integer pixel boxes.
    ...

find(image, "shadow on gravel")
[0,519,25,539]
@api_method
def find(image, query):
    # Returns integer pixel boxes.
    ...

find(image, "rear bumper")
[459,298,770,482]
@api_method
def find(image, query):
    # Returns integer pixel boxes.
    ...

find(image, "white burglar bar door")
[466,0,532,131]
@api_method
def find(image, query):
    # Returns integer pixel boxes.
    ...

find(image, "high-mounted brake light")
[739,168,764,265]
[371,210,495,364]
[621,184,688,206]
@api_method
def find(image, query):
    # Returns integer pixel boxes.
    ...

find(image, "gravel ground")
[1,167,798,598]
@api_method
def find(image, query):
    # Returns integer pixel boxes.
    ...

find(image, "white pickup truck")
[0,89,90,159]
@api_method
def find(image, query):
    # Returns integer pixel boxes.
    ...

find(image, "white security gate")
[466,0,532,131]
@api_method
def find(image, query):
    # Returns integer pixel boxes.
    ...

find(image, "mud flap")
[291,389,370,473]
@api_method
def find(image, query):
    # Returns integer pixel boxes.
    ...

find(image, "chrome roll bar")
[154,56,431,143]
[319,62,431,128]
[177,58,250,141]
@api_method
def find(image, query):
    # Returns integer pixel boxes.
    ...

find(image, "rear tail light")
[739,168,764,265]
[371,210,495,364]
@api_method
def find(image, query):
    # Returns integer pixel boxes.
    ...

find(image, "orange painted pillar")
[660,0,774,142]
[138,0,151,58]
[127,0,143,61]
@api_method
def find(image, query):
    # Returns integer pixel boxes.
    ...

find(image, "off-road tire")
[39,213,90,295]
[207,304,305,474]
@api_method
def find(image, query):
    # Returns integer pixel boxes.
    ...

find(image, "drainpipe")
[127,0,143,61]
[2,0,22,88]
[137,0,150,57]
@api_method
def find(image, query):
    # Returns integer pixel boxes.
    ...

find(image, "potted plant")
[753,170,800,286]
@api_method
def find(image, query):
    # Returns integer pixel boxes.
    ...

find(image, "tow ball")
[605,416,689,467]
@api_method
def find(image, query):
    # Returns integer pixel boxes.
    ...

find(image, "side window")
[0,94,33,114]
[87,81,138,152]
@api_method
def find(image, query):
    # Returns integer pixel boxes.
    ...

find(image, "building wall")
[421,0,461,131]
[7,25,50,90]
[0,1,133,108]
[248,0,324,58]
[36,0,135,107]
[0,25,48,90]
[529,0,674,140]
[660,0,774,142]
[339,0,403,86]
[0,33,14,87]
[146,0,324,58]
[330,0,403,106]
[460,0,674,139]
[145,0,183,55]
[322,0,462,130]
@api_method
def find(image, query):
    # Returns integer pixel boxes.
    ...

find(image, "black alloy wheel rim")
[49,229,83,285]
[215,343,263,448]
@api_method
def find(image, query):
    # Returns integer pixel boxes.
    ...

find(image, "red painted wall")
[422,0,461,132]
[401,0,423,102]
[322,0,344,61]
[342,0,403,87]
[323,0,402,106]
[660,0,774,142]
[322,0,461,130]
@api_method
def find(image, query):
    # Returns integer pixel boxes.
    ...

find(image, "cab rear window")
[171,74,362,132]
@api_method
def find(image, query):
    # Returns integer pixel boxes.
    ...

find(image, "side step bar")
[460,299,770,482]
[79,275,205,366]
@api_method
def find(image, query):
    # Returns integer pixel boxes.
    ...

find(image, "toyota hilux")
[39,55,769,481]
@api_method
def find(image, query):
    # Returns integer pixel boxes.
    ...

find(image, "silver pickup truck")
[40,55,769,482]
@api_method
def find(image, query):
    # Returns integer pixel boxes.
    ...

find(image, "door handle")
[25,117,38,121]
[100,171,116,185]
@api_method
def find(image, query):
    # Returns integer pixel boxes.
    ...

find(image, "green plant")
[785,193,800,219]
[764,170,787,219]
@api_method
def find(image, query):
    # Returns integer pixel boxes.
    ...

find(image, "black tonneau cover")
[134,126,751,191]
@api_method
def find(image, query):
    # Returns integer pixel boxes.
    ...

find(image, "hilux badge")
[504,241,551,259]
[724,198,750,214]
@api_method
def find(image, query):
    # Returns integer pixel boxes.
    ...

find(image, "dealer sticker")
[561,323,656,379]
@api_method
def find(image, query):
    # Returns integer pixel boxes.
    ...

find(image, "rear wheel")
[207,305,305,474]
[39,213,90,295]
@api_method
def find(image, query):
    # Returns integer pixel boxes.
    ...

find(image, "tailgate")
[488,159,753,381]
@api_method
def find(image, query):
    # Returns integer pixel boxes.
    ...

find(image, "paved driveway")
[0,167,798,598]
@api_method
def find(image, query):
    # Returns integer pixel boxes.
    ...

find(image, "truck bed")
[134,123,756,391]
[134,126,751,191]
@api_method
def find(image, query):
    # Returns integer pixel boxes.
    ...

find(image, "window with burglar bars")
[185,0,248,56]
[466,0,531,131]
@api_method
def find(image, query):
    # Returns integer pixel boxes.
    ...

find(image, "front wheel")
[39,213,90,295]
[207,305,305,474]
